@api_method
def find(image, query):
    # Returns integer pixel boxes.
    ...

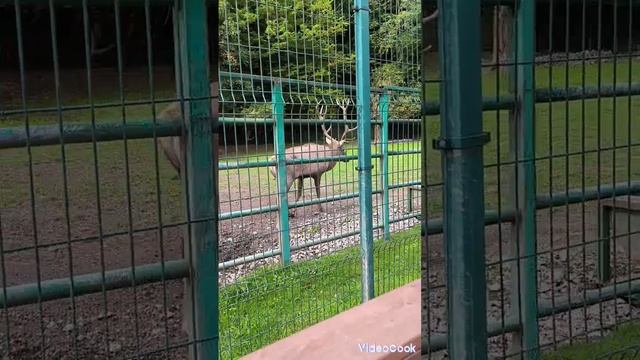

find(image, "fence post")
[272,81,291,266]
[354,0,375,301]
[379,90,391,241]
[509,0,539,358]
[435,0,488,357]
[175,0,219,358]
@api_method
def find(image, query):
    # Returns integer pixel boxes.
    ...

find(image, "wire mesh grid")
[0,0,422,359]
[0,0,218,359]
[422,1,640,359]
[218,0,421,358]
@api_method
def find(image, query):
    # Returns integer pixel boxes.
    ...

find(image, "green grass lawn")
[218,225,421,359]
[544,322,640,359]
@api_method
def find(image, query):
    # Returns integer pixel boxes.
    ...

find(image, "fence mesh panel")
[218,0,421,357]
[1,0,421,359]
[422,1,640,359]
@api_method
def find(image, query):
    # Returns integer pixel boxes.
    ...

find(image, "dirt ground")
[422,203,640,359]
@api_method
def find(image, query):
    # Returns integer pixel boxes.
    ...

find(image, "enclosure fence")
[3,0,639,358]
[0,0,421,359]
[423,0,640,359]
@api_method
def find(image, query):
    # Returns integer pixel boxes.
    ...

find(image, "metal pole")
[379,91,391,241]
[420,2,431,353]
[354,0,374,301]
[272,82,291,265]
[435,0,489,357]
[176,0,219,358]
[509,0,539,357]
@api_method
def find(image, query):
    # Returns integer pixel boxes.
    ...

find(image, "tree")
[491,6,513,68]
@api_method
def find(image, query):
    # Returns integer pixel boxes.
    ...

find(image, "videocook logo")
[358,343,417,353]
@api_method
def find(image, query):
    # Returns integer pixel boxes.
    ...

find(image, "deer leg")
[284,176,297,218]
[295,177,304,204]
[313,175,324,212]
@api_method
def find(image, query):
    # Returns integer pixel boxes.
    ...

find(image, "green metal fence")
[1,0,421,359]
[217,0,421,357]
[1,0,219,358]
[423,0,640,358]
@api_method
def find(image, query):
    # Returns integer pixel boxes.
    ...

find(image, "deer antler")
[336,98,357,142]
[336,98,352,120]
[315,100,327,122]
[321,124,335,141]
[318,100,337,141]
[340,124,358,142]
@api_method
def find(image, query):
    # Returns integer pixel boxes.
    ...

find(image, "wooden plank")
[242,280,421,360]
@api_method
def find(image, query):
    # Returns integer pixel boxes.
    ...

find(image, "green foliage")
[241,103,272,117]
[370,0,421,87]
[220,0,352,83]
[372,63,405,88]
[371,64,420,119]
[220,0,421,121]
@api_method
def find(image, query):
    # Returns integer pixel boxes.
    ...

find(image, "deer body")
[269,99,356,214]
[269,143,345,212]
[157,83,217,175]
[157,101,186,173]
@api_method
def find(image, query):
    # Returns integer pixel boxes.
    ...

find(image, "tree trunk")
[492,6,513,69]
[492,6,499,66]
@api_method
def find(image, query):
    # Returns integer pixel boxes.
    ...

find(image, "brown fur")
[157,83,217,175]
[268,112,356,214]
[269,141,347,213]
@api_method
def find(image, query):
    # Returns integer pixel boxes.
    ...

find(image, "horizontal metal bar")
[383,85,420,94]
[0,117,421,150]
[3,83,638,149]
[423,84,640,116]
[424,279,640,352]
[219,180,421,221]
[537,83,640,102]
[423,96,512,116]
[536,181,640,209]
[0,120,182,149]
[425,208,516,235]
[219,150,420,171]
[220,71,360,93]
[0,259,188,308]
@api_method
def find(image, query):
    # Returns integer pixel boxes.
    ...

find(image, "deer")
[269,98,357,215]
[157,82,218,176]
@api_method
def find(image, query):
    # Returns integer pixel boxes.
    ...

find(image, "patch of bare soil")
[422,203,640,359]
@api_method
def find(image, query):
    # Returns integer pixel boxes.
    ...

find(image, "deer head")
[319,99,357,162]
